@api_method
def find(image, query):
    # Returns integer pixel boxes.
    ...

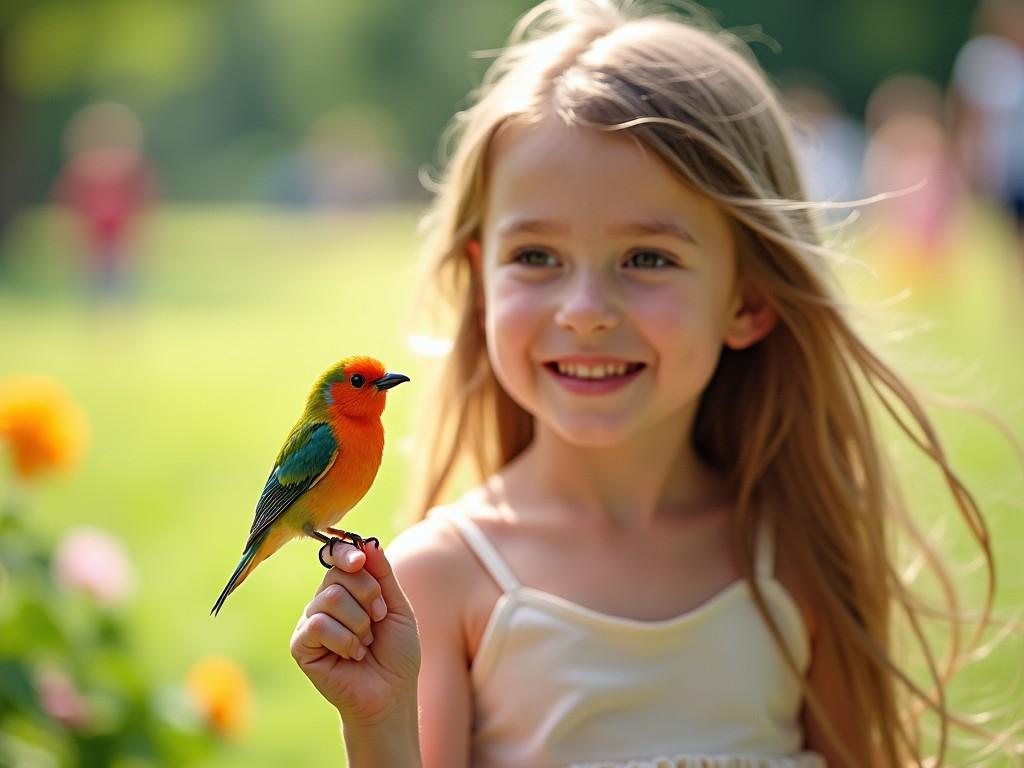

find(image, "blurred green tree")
[0,0,983,216]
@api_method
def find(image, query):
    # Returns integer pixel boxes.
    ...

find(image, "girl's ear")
[467,238,485,324]
[723,280,777,350]
[467,238,482,269]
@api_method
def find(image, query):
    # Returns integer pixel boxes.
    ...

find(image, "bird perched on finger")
[212,356,409,616]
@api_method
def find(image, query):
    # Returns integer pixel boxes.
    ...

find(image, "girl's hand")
[290,542,421,728]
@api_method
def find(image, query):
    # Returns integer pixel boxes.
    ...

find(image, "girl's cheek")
[637,296,720,363]
[635,297,691,339]
[488,278,550,327]
[484,285,536,348]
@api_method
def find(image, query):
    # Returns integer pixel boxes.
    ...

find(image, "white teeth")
[555,362,631,379]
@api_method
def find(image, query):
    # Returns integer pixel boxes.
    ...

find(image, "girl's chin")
[532,405,694,452]
[541,418,647,450]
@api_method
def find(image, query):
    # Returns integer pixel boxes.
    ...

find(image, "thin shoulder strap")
[433,508,520,593]
[755,516,776,579]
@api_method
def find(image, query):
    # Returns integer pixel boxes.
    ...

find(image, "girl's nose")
[554,271,620,334]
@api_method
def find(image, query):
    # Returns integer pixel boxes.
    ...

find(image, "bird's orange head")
[312,356,409,421]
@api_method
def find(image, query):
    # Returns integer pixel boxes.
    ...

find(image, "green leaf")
[0,659,41,716]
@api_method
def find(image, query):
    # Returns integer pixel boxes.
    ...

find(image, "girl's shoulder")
[388,486,501,573]
[387,489,506,657]
[387,500,481,590]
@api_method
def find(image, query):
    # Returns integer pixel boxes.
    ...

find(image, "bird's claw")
[347,532,380,551]
[318,538,343,569]
[318,532,380,568]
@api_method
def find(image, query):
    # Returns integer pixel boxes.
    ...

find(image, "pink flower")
[54,526,136,606]
[36,667,90,730]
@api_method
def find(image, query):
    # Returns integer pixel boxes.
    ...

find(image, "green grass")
[1,203,1021,766]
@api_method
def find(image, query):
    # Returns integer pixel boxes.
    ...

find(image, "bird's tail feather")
[211,532,268,616]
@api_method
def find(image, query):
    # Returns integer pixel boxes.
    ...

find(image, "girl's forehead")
[483,115,728,241]
[490,115,630,167]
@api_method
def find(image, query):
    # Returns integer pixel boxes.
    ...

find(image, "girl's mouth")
[545,361,646,380]
[542,360,646,394]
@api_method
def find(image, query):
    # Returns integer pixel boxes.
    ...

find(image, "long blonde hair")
[408,1,1016,764]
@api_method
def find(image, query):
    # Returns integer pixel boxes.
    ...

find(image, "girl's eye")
[624,250,674,269]
[512,248,559,267]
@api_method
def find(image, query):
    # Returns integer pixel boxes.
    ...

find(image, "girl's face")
[478,116,746,449]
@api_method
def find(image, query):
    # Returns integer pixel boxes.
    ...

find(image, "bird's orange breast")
[287,416,385,532]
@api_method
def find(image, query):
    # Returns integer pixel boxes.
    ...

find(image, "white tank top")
[435,508,826,768]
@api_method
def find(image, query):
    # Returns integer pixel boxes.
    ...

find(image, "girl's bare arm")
[801,609,877,767]
[390,520,475,768]
[776,555,877,767]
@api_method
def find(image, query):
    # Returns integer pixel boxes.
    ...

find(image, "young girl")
[289,1,1016,766]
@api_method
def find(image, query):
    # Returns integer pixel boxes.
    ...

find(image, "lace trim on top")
[571,750,827,768]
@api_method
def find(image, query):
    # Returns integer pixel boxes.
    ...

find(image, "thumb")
[363,543,414,619]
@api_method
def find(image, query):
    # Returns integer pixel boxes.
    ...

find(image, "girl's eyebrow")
[497,216,697,244]
[612,217,698,245]
[496,218,565,238]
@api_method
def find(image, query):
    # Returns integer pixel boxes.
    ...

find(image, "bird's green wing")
[244,421,338,551]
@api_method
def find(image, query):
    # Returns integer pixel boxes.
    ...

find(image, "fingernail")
[354,646,367,661]
[362,631,374,646]
[371,598,387,621]
[345,549,363,567]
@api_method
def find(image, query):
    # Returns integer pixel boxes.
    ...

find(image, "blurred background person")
[782,75,866,220]
[52,102,157,302]
[950,0,1024,256]
[860,74,964,290]
[262,107,400,210]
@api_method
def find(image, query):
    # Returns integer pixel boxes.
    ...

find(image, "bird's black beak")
[371,372,410,391]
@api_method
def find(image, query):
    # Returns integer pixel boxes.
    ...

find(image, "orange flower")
[0,376,88,480]
[186,657,251,736]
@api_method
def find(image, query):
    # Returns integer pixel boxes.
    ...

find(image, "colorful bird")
[211,356,409,616]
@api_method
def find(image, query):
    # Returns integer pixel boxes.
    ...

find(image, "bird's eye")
[350,374,365,389]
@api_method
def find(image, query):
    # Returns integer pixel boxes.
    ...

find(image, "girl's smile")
[542,356,646,395]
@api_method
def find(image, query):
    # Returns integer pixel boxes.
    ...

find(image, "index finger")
[318,541,366,573]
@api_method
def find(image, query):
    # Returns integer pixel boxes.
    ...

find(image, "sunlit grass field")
[1,204,1022,766]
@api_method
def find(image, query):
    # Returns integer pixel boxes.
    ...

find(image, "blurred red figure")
[54,102,157,298]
